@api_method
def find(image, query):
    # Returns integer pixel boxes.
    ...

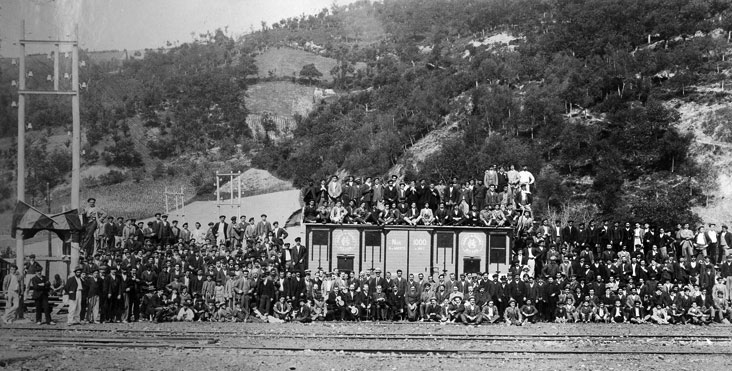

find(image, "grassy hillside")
[253,0,732,227]
[254,47,339,82]
[246,81,315,116]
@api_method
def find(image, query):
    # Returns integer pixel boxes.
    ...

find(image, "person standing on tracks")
[86,269,101,323]
[64,267,84,325]
[104,266,123,323]
[28,267,54,325]
[2,264,21,323]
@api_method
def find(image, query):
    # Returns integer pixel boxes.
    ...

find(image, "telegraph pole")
[16,20,26,273]
[15,21,83,272]
[70,24,81,269]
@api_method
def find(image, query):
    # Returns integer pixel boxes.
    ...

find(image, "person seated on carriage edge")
[404,202,421,226]
[446,205,464,226]
[466,204,481,226]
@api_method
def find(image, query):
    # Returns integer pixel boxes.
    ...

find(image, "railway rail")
[4,325,732,342]
[4,325,732,358]
[7,340,732,357]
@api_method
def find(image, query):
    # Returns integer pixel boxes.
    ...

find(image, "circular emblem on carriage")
[334,230,357,252]
[460,233,483,255]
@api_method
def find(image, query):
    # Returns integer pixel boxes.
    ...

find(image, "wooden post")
[70,24,81,269]
[16,20,26,273]
[53,43,60,91]
[238,171,242,220]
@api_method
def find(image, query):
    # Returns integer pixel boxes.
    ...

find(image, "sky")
[0,0,358,57]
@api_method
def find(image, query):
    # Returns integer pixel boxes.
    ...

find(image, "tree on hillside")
[300,63,323,85]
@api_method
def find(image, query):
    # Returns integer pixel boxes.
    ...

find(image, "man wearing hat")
[86,268,101,323]
[157,215,173,246]
[65,267,85,325]
[291,237,307,273]
[29,266,54,325]
[25,254,43,276]
[104,266,122,323]
[212,215,229,247]
[103,216,116,252]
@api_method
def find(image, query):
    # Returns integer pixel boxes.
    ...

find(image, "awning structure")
[10,201,82,242]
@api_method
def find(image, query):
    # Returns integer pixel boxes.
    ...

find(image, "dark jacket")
[29,274,50,299]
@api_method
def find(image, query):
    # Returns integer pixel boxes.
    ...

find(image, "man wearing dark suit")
[103,216,116,251]
[291,237,308,273]
[212,215,229,246]
[189,270,205,296]
[608,221,623,250]
[104,267,123,323]
[258,271,277,315]
[434,203,449,225]
[599,221,611,248]
[444,180,460,211]
[302,180,319,205]
[507,276,525,305]
[272,222,289,245]
[64,267,85,324]
[586,221,601,253]
[621,223,634,249]
[577,223,588,248]
[472,180,486,211]
[156,215,173,246]
[29,267,53,324]
[719,225,732,258]
[445,207,464,226]
[151,213,163,245]
[367,270,388,297]
[563,220,578,246]
[384,180,398,206]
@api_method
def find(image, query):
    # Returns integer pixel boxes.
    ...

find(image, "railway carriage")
[305,224,513,278]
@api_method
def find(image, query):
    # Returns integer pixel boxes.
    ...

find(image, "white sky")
[0,0,358,56]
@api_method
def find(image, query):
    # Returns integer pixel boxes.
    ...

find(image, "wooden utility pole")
[16,20,26,273]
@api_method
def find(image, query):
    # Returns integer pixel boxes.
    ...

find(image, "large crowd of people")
[300,165,534,227]
[2,166,732,326]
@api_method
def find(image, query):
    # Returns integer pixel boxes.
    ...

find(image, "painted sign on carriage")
[410,230,430,252]
[459,232,485,256]
[387,230,408,251]
[332,229,358,253]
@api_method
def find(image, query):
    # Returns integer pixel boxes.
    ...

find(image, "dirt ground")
[2,320,732,371]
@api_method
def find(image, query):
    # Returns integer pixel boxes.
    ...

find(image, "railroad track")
[4,327,732,357]
[8,340,732,356]
[4,326,732,342]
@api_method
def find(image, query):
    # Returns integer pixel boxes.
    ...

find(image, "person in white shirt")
[191,222,206,244]
[2,265,21,323]
[177,303,195,321]
[518,165,535,190]
[330,201,347,224]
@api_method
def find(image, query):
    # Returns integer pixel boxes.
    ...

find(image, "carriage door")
[309,229,329,271]
[363,230,383,272]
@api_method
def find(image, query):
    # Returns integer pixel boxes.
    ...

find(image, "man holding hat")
[65,266,85,325]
